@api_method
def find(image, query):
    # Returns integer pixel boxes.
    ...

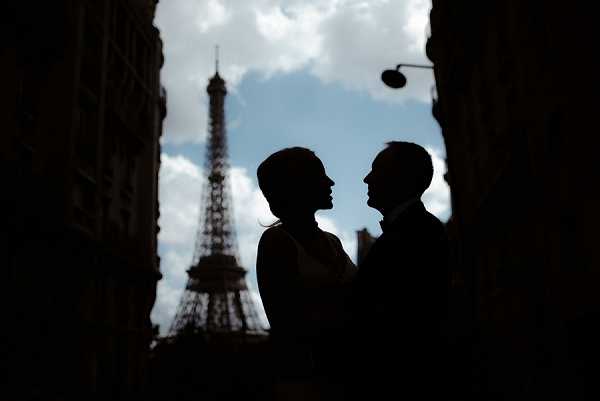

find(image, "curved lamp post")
[381,63,434,89]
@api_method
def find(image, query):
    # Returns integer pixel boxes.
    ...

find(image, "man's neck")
[382,197,420,223]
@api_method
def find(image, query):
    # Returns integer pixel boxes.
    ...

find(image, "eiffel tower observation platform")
[187,254,247,292]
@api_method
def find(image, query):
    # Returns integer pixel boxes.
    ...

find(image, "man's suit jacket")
[351,200,449,394]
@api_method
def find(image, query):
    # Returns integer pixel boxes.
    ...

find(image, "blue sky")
[152,0,449,332]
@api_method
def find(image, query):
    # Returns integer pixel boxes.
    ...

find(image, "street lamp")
[381,63,434,89]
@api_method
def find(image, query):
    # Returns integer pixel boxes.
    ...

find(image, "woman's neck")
[280,213,318,237]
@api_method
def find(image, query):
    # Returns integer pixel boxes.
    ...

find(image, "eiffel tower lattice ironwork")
[169,55,265,337]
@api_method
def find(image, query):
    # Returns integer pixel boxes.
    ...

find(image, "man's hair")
[384,141,434,195]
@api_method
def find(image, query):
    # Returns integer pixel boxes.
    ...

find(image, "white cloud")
[155,0,433,144]
[229,166,274,275]
[423,146,450,219]
[151,153,357,333]
[156,154,203,247]
[311,0,433,103]
[151,154,203,332]
[198,0,231,32]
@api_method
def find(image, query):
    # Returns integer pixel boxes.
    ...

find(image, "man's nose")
[363,172,371,184]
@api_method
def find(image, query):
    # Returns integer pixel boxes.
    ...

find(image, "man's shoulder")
[407,206,446,235]
[381,208,446,248]
[423,209,446,232]
[364,234,398,260]
[321,229,341,242]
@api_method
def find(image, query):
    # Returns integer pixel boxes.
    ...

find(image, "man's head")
[363,141,433,214]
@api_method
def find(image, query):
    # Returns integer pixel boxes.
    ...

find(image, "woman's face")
[293,155,335,212]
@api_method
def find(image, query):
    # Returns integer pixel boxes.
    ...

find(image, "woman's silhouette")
[256,147,356,400]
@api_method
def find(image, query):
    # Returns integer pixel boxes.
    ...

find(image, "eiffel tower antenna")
[215,44,219,73]
[168,54,265,337]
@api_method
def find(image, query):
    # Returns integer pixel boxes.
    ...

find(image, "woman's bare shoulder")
[322,230,356,264]
[258,226,295,251]
[256,226,298,275]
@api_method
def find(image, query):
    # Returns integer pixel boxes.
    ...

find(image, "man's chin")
[319,201,333,209]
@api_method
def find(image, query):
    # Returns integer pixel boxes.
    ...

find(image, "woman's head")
[257,147,334,219]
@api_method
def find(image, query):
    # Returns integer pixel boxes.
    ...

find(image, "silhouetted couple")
[256,142,448,401]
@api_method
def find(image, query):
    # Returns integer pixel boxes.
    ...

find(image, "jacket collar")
[379,199,424,233]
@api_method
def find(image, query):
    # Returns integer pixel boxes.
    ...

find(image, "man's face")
[363,149,414,213]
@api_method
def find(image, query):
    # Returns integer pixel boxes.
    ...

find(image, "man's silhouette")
[351,141,449,399]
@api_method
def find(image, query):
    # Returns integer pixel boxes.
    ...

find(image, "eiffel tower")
[168,51,265,338]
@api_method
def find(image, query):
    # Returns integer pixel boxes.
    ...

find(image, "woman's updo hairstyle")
[257,147,316,219]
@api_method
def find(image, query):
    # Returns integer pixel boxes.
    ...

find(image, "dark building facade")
[2,1,165,399]
[356,228,375,266]
[428,2,599,399]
